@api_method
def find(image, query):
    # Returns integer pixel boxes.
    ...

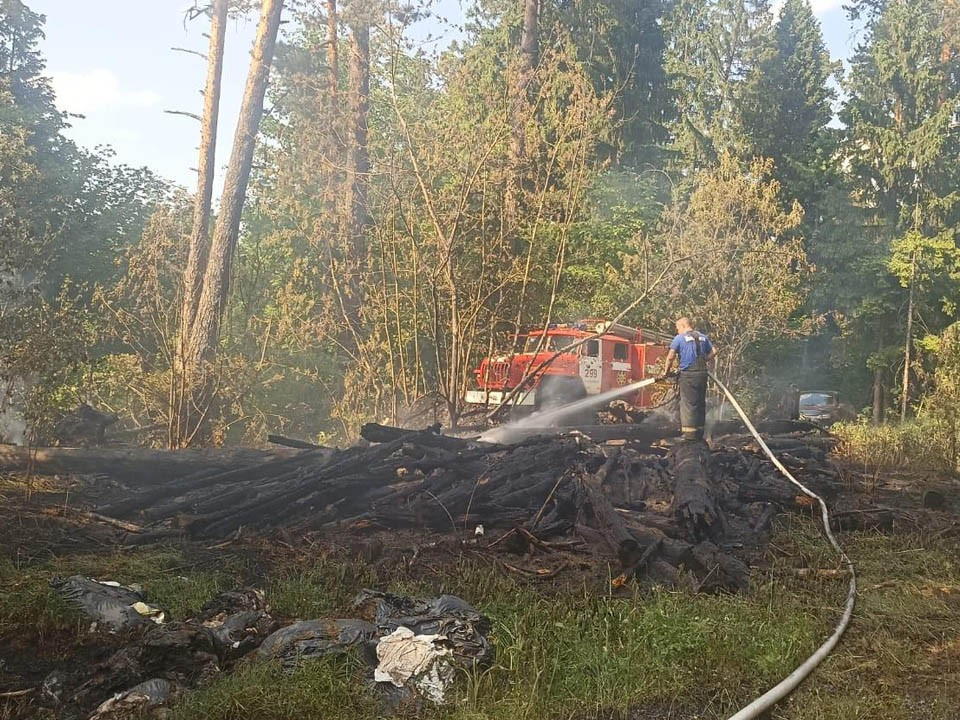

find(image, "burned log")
[52,404,118,447]
[483,422,677,445]
[0,445,304,483]
[53,421,852,594]
[670,441,725,542]
[267,434,324,449]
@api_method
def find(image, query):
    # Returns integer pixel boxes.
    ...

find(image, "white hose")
[709,372,857,720]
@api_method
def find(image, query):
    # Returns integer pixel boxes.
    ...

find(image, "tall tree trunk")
[180,0,285,446]
[327,0,339,102]
[873,323,885,425]
[900,252,917,422]
[181,0,228,333]
[173,0,228,447]
[505,0,539,232]
[341,22,370,333]
[941,0,959,104]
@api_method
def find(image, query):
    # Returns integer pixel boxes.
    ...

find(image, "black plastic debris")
[191,588,277,661]
[353,590,494,667]
[40,669,68,706]
[69,622,219,708]
[51,576,166,632]
[193,587,269,620]
[88,678,173,720]
[36,586,492,715]
[40,589,276,717]
[257,619,379,668]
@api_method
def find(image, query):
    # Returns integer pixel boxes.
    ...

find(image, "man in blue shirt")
[660,317,717,441]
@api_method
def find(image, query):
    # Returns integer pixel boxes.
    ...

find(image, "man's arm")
[661,348,678,377]
[704,337,717,362]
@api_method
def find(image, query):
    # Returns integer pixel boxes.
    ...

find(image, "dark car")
[797,390,841,424]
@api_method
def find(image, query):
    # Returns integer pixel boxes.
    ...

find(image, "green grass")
[3,514,959,720]
[173,658,382,720]
[173,583,825,720]
[266,556,380,619]
[171,518,960,720]
[765,520,960,720]
[832,418,960,473]
[0,547,239,641]
[172,537,832,720]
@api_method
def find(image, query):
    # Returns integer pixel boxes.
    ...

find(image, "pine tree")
[840,0,960,419]
[741,0,837,214]
[663,0,774,172]
[555,0,672,167]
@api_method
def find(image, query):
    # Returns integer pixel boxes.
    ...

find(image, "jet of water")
[478,377,658,444]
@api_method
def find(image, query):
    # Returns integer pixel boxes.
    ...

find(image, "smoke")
[0,377,29,445]
[0,410,27,445]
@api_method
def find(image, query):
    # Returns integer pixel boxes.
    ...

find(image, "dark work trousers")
[678,369,708,440]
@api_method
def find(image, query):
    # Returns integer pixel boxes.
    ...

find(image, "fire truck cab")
[464,320,670,411]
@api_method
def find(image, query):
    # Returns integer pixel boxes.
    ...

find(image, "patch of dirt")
[0,474,127,564]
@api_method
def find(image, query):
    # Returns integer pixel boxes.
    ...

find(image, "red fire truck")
[464,320,671,412]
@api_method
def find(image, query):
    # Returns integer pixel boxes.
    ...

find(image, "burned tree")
[179,0,285,446]
[341,17,371,335]
[505,0,539,231]
[174,0,229,447]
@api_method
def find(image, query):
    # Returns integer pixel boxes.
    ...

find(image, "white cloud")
[811,0,844,13]
[50,68,162,115]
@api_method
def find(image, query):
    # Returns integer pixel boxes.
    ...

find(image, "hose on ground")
[710,372,857,720]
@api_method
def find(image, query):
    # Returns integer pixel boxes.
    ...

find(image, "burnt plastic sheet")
[353,590,494,666]
[257,618,379,668]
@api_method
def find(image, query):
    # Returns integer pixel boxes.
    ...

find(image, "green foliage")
[922,322,960,469]
[843,0,960,232]
[740,0,839,215]
[816,0,960,415]
[663,0,774,172]
[612,155,807,386]
[248,8,616,433]
[0,1,167,443]
[889,230,960,315]
[549,0,672,166]
[3,0,959,438]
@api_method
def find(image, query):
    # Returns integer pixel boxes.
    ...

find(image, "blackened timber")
[579,476,637,557]
[0,445,305,484]
[670,440,725,543]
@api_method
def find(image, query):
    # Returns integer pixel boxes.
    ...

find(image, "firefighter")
[660,317,717,441]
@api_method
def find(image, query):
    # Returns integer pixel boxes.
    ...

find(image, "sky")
[31,0,861,191]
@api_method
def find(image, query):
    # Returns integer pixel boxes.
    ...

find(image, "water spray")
[478,377,659,444]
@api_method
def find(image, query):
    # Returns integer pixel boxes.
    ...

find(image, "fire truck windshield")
[523,334,579,353]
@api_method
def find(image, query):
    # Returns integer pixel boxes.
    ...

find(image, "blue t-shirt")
[670,331,713,371]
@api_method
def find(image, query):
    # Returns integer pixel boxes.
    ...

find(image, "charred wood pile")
[59,420,857,593]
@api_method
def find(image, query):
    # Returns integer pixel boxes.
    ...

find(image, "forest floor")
[1,446,959,720]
